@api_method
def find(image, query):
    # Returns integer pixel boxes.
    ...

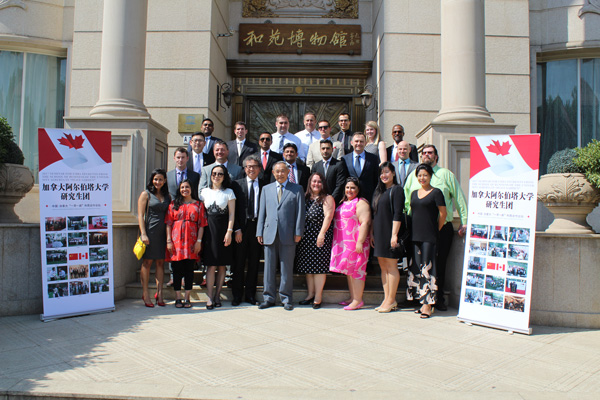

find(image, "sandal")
[184,300,192,308]
[175,299,183,308]
[420,313,431,319]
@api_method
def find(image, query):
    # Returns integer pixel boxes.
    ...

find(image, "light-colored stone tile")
[147,0,213,31]
[72,0,103,32]
[380,71,441,111]
[381,33,440,73]
[486,74,530,114]
[486,36,530,75]
[485,0,530,37]
[69,70,101,108]
[70,32,102,69]
[144,70,210,108]
[145,32,211,69]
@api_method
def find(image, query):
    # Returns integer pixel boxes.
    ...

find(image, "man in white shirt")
[306,119,343,168]
[295,112,320,160]
[271,114,305,161]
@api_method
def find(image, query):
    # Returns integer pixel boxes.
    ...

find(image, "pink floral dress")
[330,197,370,281]
[164,201,207,262]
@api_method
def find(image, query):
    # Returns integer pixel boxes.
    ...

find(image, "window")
[0,51,66,181]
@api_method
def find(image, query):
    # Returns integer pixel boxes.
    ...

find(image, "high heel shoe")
[142,295,154,308]
[378,302,398,313]
[343,301,364,311]
[154,292,166,307]
[299,297,314,306]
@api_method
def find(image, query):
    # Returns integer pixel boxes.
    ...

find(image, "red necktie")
[262,152,268,169]
[288,165,296,183]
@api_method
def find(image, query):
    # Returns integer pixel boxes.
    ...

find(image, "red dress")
[164,201,207,262]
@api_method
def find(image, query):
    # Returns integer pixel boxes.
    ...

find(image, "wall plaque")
[239,23,361,55]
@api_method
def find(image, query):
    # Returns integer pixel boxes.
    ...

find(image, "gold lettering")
[243,30,264,46]
[330,31,348,48]
[310,32,328,46]
[288,29,305,48]
[268,29,284,46]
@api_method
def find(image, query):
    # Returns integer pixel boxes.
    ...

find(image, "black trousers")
[171,259,195,291]
[436,221,454,305]
[232,219,262,300]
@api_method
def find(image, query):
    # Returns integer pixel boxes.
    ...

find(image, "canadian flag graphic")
[38,129,111,171]
[69,252,89,261]
[470,135,540,178]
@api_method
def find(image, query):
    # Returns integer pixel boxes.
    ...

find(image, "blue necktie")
[354,155,361,176]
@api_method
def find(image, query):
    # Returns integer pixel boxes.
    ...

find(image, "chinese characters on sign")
[239,24,361,54]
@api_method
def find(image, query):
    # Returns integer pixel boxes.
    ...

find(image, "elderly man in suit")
[231,154,263,306]
[167,147,200,197]
[311,139,348,204]
[342,132,379,202]
[306,120,343,168]
[227,121,258,167]
[396,141,418,187]
[199,140,244,190]
[386,124,418,163]
[187,131,215,174]
[256,161,305,310]
[257,132,282,186]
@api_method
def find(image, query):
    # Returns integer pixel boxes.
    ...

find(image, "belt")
[247,218,258,222]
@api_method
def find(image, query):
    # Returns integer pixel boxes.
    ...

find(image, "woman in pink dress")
[330,177,372,310]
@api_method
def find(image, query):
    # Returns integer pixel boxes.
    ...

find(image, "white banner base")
[40,307,115,322]
[457,317,532,335]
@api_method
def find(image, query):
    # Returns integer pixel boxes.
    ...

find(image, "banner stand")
[458,317,532,335]
[40,307,115,323]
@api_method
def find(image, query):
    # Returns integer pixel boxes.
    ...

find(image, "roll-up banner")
[457,134,540,335]
[38,128,114,321]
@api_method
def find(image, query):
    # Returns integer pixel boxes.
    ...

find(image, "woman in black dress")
[295,172,335,309]
[371,162,405,313]
[407,164,447,318]
[137,169,170,307]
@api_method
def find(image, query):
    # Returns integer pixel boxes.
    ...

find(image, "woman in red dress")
[165,179,207,308]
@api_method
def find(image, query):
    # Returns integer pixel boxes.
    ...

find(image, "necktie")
[195,154,201,172]
[262,152,268,169]
[399,159,407,183]
[204,137,210,154]
[394,146,399,162]
[238,141,243,157]
[277,185,282,203]
[288,165,296,183]
[354,154,362,176]
[324,160,329,175]
[279,135,285,152]
[177,171,183,185]
[248,180,255,219]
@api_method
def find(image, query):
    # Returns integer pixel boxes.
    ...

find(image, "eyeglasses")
[245,165,260,169]
[203,123,214,127]
[318,126,329,130]
[393,130,404,134]
[422,151,435,155]
[259,137,271,141]
[211,172,225,177]
[190,139,204,143]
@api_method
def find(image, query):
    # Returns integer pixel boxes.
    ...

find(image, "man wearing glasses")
[386,124,418,163]
[257,132,283,186]
[305,120,343,169]
[187,131,215,174]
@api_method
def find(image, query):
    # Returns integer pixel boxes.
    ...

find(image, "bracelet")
[167,241,172,244]
[227,229,233,232]
[196,239,202,243]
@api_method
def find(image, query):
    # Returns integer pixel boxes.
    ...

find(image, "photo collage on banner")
[458,134,540,334]
[39,128,114,321]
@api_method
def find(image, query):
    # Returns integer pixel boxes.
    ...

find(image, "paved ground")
[1,298,600,399]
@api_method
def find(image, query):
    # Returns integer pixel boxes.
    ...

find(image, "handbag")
[389,186,409,259]
[133,190,150,260]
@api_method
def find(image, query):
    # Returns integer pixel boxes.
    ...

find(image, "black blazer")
[233,177,263,233]
[227,140,259,167]
[270,162,310,192]
[334,129,354,156]
[343,151,379,202]
[312,158,348,204]
[258,150,283,186]
[186,150,215,173]
[386,143,418,163]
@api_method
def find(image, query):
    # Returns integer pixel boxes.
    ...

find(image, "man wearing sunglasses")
[257,132,283,186]
[386,124,418,163]
[305,120,343,169]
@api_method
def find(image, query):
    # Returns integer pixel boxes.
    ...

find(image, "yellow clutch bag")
[133,237,146,260]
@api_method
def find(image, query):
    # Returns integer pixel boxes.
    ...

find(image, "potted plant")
[0,116,34,223]
[537,145,600,234]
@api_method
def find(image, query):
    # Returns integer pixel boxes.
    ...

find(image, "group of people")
[137,113,467,318]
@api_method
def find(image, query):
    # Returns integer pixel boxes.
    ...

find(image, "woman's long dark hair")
[208,165,231,190]
[305,172,329,204]
[146,168,169,198]
[372,161,398,214]
[341,176,362,203]
[173,179,199,210]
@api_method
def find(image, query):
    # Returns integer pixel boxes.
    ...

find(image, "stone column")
[90,0,150,117]
[433,0,493,123]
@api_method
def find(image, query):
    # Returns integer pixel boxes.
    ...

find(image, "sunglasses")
[211,172,225,177]
[259,137,271,141]
[318,126,330,130]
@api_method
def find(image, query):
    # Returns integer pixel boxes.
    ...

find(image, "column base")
[90,99,150,118]
[433,106,495,124]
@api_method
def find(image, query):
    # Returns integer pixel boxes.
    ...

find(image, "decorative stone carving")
[243,0,357,18]
[0,0,26,10]
[538,173,600,234]
[0,163,34,223]
[579,0,600,17]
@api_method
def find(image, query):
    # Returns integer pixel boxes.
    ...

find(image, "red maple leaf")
[57,133,85,149]
[486,140,511,156]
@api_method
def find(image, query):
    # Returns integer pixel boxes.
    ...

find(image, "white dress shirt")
[271,132,305,160]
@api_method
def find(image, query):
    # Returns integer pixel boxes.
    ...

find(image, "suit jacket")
[233,177,263,233]
[270,162,310,192]
[305,139,343,169]
[343,151,380,202]
[256,181,305,245]
[312,158,348,204]
[395,159,419,187]
[386,143,418,163]
[227,139,259,167]
[186,150,215,174]
[199,162,244,190]
[166,168,200,198]
[203,135,217,156]
[334,129,353,156]
[258,150,282,186]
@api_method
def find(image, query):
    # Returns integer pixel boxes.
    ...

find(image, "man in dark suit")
[227,121,258,167]
[257,132,282,186]
[257,161,305,310]
[386,124,418,163]
[281,143,310,191]
[343,132,379,202]
[312,139,348,204]
[201,118,217,156]
[167,147,200,197]
[186,131,215,174]
[231,154,263,306]
[199,140,244,189]
[333,112,353,156]
[396,141,419,187]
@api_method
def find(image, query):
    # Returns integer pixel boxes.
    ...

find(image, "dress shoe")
[258,301,275,309]
[312,302,321,309]
[299,297,314,306]
[343,301,364,311]
[244,297,258,305]
[232,298,242,306]
[283,303,294,311]
[142,295,154,308]
[338,300,351,306]
[378,302,398,313]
